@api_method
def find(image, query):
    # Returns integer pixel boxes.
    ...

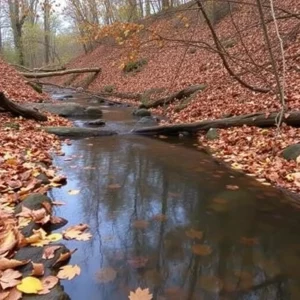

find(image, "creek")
[47,89,300,300]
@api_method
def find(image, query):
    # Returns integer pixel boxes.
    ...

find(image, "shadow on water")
[48,92,300,300]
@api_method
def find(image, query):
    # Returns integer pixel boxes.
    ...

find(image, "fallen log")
[141,84,206,109]
[133,111,300,136]
[20,67,101,79]
[0,92,48,121]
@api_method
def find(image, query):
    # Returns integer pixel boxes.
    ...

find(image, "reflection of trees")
[53,136,300,299]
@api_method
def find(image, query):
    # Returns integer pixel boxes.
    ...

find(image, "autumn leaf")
[226,185,239,191]
[30,263,44,277]
[42,245,61,259]
[17,277,43,294]
[0,288,22,300]
[57,265,81,280]
[63,224,91,241]
[191,244,212,256]
[132,220,149,229]
[108,184,121,189]
[95,267,117,283]
[38,276,59,295]
[53,249,77,266]
[127,256,148,269]
[46,233,63,242]
[185,229,203,240]
[68,189,80,195]
[0,258,30,271]
[0,269,22,290]
[128,288,153,300]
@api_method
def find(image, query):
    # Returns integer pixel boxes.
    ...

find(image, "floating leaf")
[17,277,43,294]
[132,220,149,229]
[192,244,212,256]
[68,190,80,195]
[46,233,63,242]
[129,288,153,300]
[185,229,203,240]
[95,267,117,283]
[63,224,91,241]
[57,265,81,280]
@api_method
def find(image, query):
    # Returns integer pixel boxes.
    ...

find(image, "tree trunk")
[0,92,47,121]
[133,111,300,135]
[141,84,206,109]
[44,0,51,65]
[20,67,101,79]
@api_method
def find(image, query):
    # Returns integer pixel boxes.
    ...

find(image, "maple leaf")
[38,276,59,295]
[0,269,22,290]
[57,265,81,280]
[128,288,153,300]
[63,224,92,241]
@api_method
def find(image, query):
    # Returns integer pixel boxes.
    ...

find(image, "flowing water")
[48,91,300,300]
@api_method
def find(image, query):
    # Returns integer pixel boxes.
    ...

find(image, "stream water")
[48,90,300,300]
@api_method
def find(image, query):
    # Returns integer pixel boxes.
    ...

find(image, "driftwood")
[133,111,300,135]
[20,67,101,79]
[141,84,206,109]
[0,92,47,121]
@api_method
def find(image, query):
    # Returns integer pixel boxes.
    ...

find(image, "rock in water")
[206,128,219,140]
[133,108,151,117]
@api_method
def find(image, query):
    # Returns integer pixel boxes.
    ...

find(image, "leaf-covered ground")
[57,0,300,193]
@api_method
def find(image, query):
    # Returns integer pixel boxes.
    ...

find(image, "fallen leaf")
[192,244,212,256]
[129,287,153,300]
[63,224,91,241]
[95,267,117,283]
[226,185,239,191]
[132,220,149,229]
[68,189,80,195]
[17,277,43,294]
[0,269,22,290]
[53,249,77,266]
[0,258,29,271]
[128,256,148,269]
[57,265,81,280]
[185,229,203,240]
[46,233,63,242]
[1,288,22,300]
[38,276,59,295]
[42,246,61,259]
[30,263,44,277]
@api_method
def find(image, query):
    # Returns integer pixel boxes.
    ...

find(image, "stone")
[37,173,50,184]
[138,116,159,126]
[133,108,151,117]
[15,193,52,214]
[282,144,300,161]
[206,128,219,140]
[42,127,117,138]
[86,106,103,117]
[85,119,106,126]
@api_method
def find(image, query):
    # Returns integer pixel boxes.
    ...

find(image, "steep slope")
[57,0,300,194]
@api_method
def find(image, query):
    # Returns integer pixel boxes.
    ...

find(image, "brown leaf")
[54,249,77,266]
[127,256,148,269]
[30,263,44,277]
[63,224,91,241]
[129,288,153,300]
[185,229,203,240]
[42,246,61,259]
[0,269,22,290]
[0,258,30,271]
[226,185,239,191]
[132,220,149,229]
[191,244,212,256]
[38,276,59,295]
[1,288,22,300]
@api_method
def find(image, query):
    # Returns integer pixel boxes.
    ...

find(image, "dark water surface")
[48,94,300,300]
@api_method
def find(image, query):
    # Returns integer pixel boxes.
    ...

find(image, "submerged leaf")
[192,244,212,256]
[128,288,153,300]
[95,267,117,283]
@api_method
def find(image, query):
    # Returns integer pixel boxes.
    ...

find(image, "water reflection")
[50,135,300,300]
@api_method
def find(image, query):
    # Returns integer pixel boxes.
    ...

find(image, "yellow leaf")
[17,277,43,294]
[46,233,63,242]
[129,287,153,300]
[57,265,81,280]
